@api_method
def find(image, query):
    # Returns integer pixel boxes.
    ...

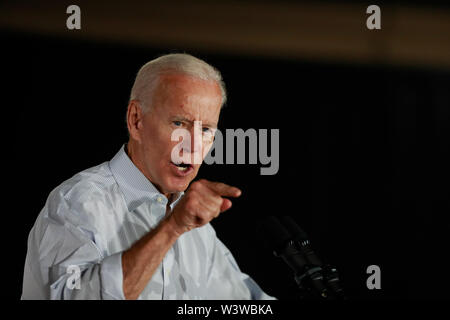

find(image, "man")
[22,53,274,300]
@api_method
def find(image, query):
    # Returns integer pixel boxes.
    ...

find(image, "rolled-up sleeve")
[22,197,126,300]
[49,251,124,300]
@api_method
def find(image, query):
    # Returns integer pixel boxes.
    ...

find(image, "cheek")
[202,142,213,157]
[142,124,170,149]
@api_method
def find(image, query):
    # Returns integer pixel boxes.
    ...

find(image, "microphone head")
[279,216,309,241]
[280,216,323,266]
[260,216,292,253]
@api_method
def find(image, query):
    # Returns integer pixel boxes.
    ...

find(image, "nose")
[189,125,203,154]
[177,125,202,157]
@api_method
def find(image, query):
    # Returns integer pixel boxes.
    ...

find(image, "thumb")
[220,198,233,212]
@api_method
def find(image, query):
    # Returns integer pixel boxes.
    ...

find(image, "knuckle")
[207,205,220,219]
[213,196,223,207]
[211,181,222,189]
[190,182,200,191]
[191,180,205,191]
[185,198,198,212]
[198,211,208,220]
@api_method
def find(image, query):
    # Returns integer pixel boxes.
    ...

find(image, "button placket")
[162,203,175,299]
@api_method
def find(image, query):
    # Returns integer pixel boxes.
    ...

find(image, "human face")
[127,74,222,196]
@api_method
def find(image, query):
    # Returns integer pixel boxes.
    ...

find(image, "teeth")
[177,166,188,171]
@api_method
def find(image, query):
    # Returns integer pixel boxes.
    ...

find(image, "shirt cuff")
[100,252,125,300]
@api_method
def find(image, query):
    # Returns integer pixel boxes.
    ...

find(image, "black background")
[3,6,450,301]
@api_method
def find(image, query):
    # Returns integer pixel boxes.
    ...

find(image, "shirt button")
[157,196,163,203]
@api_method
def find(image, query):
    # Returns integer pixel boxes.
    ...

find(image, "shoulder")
[50,162,113,201]
[44,162,120,225]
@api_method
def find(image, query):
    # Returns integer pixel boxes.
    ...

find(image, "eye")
[173,121,182,126]
[202,127,211,133]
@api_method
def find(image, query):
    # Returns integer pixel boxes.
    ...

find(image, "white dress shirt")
[21,145,274,300]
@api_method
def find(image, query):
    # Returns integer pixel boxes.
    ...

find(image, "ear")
[127,100,144,142]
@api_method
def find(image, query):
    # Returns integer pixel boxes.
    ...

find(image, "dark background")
[2,0,450,300]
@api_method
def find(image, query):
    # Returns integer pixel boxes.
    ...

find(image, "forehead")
[154,74,222,119]
[157,73,221,98]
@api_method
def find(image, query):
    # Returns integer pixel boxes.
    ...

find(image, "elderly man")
[22,53,274,300]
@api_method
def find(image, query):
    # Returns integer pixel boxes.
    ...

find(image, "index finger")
[202,180,242,198]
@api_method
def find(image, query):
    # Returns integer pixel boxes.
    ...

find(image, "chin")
[165,177,192,193]
[165,166,200,191]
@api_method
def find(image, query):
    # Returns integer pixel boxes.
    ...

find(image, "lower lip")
[170,162,194,177]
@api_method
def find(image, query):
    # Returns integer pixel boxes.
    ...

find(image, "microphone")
[279,216,323,266]
[261,215,345,300]
[261,216,310,275]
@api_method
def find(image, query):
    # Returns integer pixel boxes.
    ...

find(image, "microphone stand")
[274,239,345,300]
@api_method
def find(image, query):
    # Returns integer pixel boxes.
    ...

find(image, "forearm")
[121,216,181,300]
[121,180,241,300]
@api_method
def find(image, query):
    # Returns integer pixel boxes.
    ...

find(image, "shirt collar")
[109,144,184,212]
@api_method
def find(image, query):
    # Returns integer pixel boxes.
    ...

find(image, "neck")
[126,141,172,200]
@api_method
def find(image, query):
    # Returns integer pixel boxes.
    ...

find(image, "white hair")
[129,53,227,112]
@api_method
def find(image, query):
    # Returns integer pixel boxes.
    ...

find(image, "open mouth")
[171,161,193,171]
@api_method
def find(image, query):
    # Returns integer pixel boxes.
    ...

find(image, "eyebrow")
[171,116,217,128]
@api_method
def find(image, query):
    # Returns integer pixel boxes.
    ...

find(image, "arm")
[121,216,180,300]
[22,179,241,300]
[121,179,241,300]
[23,206,181,300]
[22,213,124,300]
